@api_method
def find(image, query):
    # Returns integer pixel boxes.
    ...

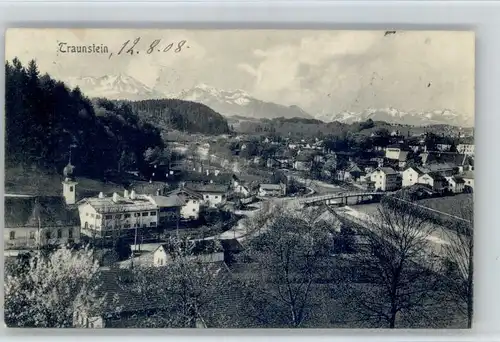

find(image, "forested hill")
[123,99,231,136]
[5,58,164,177]
[233,116,473,140]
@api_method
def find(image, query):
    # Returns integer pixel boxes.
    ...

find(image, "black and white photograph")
[4,29,474,329]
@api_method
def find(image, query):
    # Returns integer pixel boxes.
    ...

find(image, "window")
[142,224,147,228]
[9,231,15,240]
[84,222,89,229]
[205,195,209,199]
[134,213,140,217]
[86,212,89,216]
[150,222,156,227]
[215,196,219,199]
[90,213,95,218]
[57,229,62,239]
[193,208,196,212]
[96,215,101,219]
[69,186,74,192]
[105,215,112,220]
[150,211,157,216]
[124,214,131,218]
[30,231,36,239]
[142,212,149,217]
[68,229,73,239]
[115,214,122,219]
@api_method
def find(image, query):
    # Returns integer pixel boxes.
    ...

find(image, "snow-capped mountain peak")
[315,107,471,127]
[64,74,163,100]
[174,83,313,120]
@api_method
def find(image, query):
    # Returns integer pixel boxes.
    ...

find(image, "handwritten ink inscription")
[108,38,188,59]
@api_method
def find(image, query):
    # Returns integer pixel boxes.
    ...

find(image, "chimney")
[124,189,129,198]
[130,190,137,200]
[98,192,105,199]
[112,192,119,203]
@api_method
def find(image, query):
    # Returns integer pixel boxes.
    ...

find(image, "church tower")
[62,153,78,205]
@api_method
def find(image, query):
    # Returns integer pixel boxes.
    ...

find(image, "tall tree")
[237,209,333,328]
[347,196,440,328]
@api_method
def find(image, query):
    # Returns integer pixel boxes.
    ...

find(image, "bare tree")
[237,209,333,328]
[441,195,474,328]
[122,237,231,328]
[349,197,440,328]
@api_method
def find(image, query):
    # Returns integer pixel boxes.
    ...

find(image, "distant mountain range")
[174,83,315,120]
[316,108,473,128]
[65,74,164,101]
[65,73,473,127]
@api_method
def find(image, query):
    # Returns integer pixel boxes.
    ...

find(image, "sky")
[5,29,475,120]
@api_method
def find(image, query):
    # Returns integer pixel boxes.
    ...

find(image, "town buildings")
[4,195,81,253]
[153,239,224,266]
[184,183,229,208]
[258,183,287,197]
[369,167,400,192]
[456,143,475,155]
[77,191,159,239]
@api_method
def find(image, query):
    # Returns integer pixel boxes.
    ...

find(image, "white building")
[153,240,224,267]
[185,183,229,208]
[402,166,428,187]
[457,144,475,155]
[166,187,204,220]
[462,171,474,191]
[258,183,286,197]
[385,145,409,165]
[369,167,400,192]
[446,176,466,193]
[4,195,81,252]
[77,190,159,239]
[417,172,447,193]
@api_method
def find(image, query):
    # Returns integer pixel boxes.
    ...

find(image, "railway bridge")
[298,191,395,206]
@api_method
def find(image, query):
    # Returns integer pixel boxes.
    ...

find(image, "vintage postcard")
[4,29,474,329]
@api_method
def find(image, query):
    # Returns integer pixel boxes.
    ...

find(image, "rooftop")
[80,194,157,213]
[5,195,80,228]
[184,182,229,194]
[376,167,398,175]
[148,195,185,208]
[462,171,474,179]
[259,183,284,191]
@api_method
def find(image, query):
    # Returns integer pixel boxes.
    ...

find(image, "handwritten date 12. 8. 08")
[108,38,188,58]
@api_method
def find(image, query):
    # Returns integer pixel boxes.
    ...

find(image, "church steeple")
[62,145,78,205]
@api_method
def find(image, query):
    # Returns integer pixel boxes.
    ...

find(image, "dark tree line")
[5,58,164,178]
[125,99,231,135]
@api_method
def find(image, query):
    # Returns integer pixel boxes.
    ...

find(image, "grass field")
[4,166,163,198]
[417,193,473,219]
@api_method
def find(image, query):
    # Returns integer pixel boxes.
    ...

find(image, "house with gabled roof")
[184,182,229,208]
[369,167,400,192]
[402,166,429,188]
[4,195,81,252]
[446,175,466,193]
[417,172,448,194]
[461,171,474,192]
[153,239,225,266]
